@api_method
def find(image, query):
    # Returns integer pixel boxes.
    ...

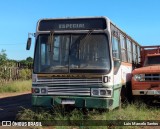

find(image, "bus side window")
[120,34,127,62]
[132,43,137,64]
[112,35,121,74]
[126,39,132,63]
[112,36,120,59]
[137,46,141,64]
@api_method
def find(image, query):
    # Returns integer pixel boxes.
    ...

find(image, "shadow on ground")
[0,93,31,121]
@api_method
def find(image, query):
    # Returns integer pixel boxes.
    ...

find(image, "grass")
[2,80,158,128]
[0,80,31,93]
[16,102,160,129]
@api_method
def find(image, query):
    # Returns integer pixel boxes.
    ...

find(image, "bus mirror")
[26,38,31,50]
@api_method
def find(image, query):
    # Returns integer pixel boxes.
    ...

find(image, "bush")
[19,69,32,80]
[0,67,10,80]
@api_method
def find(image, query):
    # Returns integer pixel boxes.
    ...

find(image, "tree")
[0,49,7,65]
[26,57,33,62]
[18,57,33,68]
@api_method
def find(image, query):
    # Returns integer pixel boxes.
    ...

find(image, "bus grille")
[47,87,90,96]
[33,78,102,96]
[145,74,160,81]
[34,78,102,86]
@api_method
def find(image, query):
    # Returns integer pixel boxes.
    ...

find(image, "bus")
[26,17,141,110]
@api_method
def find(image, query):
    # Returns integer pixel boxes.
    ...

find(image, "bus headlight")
[41,88,47,94]
[32,87,47,94]
[100,90,106,95]
[32,88,40,93]
[91,88,112,97]
[92,89,99,95]
[134,74,145,81]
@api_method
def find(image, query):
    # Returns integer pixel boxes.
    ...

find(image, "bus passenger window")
[137,46,141,64]
[126,39,132,63]
[112,35,121,74]
[132,43,137,64]
[120,34,127,62]
[112,36,120,59]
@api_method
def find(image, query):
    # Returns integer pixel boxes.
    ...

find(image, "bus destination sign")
[38,18,107,31]
[58,23,85,29]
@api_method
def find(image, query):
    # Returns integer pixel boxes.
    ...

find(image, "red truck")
[132,46,160,103]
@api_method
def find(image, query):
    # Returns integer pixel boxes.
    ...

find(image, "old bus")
[26,17,141,109]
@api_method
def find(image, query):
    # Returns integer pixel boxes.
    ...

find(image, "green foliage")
[26,57,33,62]
[0,49,32,81]
[0,67,10,80]
[0,49,7,65]
[0,67,32,81]
[0,50,17,80]
[0,80,31,93]
[19,69,32,80]
[18,57,33,68]
[16,102,160,129]
[17,108,53,121]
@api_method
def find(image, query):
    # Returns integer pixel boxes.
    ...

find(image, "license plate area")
[61,99,75,104]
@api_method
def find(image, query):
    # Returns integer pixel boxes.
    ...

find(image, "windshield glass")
[144,56,160,66]
[34,34,110,73]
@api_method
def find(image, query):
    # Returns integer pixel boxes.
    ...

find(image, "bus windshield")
[34,33,111,73]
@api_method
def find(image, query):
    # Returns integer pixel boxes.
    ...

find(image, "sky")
[0,0,160,60]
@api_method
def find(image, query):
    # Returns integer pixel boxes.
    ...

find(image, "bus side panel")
[113,62,133,105]
[121,62,132,85]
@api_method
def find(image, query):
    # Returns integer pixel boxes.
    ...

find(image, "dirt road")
[0,93,31,121]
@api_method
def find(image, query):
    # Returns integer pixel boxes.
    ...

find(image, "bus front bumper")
[132,90,160,96]
[32,95,115,109]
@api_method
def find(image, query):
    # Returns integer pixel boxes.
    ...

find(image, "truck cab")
[132,46,160,103]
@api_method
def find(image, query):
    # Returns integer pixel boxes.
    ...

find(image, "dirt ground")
[0,92,31,99]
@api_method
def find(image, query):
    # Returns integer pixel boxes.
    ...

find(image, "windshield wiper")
[70,30,93,55]
[80,30,93,43]
[71,30,93,49]
[48,31,54,52]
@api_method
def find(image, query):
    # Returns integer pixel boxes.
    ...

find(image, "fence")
[0,66,32,83]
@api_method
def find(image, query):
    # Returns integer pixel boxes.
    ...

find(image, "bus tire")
[121,86,128,104]
[126,81,133,103]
